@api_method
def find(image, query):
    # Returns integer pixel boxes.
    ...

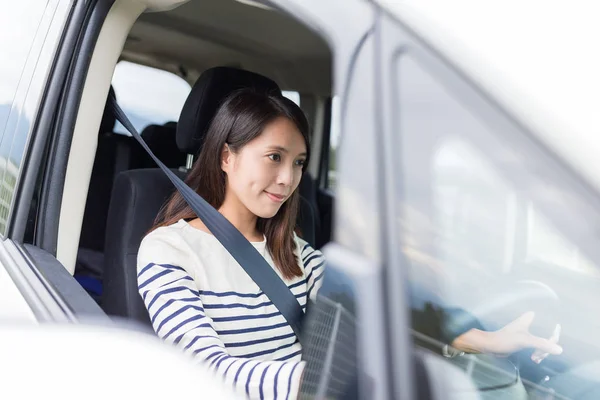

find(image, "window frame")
[32,0,116,261]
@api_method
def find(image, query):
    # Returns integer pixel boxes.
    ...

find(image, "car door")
[378,4,600,400]
[0,0,111,322]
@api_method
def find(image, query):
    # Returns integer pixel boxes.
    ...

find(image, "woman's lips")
[265,191,286,203]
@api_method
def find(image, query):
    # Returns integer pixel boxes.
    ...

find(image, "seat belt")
[108,93,304,339]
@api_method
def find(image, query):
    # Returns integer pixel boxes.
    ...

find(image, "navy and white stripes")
[137,219,325,400]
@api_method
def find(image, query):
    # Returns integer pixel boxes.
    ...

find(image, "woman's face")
[221,116,307,219]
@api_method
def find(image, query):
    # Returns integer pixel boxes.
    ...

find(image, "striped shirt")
[137,219,325,400]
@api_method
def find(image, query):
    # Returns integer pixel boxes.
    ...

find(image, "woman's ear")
[221,144,231,173]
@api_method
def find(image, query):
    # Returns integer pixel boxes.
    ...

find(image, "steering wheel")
[453,279,560,338]
[447,279,561,394]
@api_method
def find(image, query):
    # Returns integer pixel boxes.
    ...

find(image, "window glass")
[0,1,53,235]
[111,61,191,135]
[400,56,600,398]
[526,206,600,277]
[0,1,46,128]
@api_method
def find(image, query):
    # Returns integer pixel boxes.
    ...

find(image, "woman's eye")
[295,159,306,167]
[268,154,281,162]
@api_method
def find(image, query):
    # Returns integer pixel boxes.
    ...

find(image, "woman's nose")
[276,164,294,186]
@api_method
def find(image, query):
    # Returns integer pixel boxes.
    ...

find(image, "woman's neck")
[218,198,261,242]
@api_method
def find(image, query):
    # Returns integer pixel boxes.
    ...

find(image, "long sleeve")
[138,235,304,400]
[298,241,325,301]
[441,307,486,345]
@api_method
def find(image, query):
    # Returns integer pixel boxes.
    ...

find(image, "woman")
[137,89,321,400]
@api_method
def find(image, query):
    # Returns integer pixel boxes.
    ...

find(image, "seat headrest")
[176,67,281,155]
[140,123,185,168]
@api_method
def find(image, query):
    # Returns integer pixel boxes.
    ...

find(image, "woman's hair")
[150,89,310,279]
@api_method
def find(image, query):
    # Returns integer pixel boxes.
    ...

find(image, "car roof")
[377,0,600,192]
[123,0,332,95]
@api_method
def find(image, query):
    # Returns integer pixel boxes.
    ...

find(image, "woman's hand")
[451,312,562,363]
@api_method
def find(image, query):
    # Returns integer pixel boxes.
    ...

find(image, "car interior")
[11,1,600,398]
[66,0,336,320]
[29,4,551,396]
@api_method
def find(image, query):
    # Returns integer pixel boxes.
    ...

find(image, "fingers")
[530,337,562,355]
[531,324,561,363]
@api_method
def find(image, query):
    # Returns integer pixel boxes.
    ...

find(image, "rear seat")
[76,92,185,303]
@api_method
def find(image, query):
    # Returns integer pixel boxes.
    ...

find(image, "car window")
[111,61,191,135]
[0,1,62,235]
[399,55,600,398]
[526,205,600,277]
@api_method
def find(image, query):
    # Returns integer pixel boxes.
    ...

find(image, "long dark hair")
[151,89,310,279]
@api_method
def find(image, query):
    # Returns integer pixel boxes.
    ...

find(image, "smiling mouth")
[265,191,286,202]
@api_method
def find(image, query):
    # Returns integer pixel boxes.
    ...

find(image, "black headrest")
[100,86,117,134]
[140,123,185,168]
[176,67,281,155]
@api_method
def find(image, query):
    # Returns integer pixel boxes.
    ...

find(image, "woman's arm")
[420,305,561,361]
[451,312,562,360]
[299,242,325,302]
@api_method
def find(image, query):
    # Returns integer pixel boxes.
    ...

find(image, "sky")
[0,1,47,104]
[0,0,49,165]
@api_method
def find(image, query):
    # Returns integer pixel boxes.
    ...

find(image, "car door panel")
[0,244,36,321]
[24,244,109,320]
[0,239,68,321]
